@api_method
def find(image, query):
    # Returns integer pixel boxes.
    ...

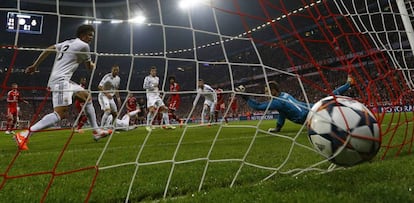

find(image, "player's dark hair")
[150,66,157,70]
[168,76,176,82]
[198,79,204,82]
[76,25,95,38]
[11,83,17,86]
[268,81,280,92]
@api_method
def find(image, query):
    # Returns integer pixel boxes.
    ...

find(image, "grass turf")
[0,115,413,202]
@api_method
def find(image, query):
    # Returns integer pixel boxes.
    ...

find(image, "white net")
[1,0,413,202]
[334,0,414,89]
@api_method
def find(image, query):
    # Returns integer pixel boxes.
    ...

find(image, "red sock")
[77,115,88,129]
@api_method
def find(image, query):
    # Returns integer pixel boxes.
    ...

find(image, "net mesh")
[0,0,413,202]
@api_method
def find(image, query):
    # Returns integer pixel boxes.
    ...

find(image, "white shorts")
[98,93,118,112]
[50,81,84,108]
[147,95,165,108]
[116,115,129,128]
[204,99,216,113]
[116,115,137,131]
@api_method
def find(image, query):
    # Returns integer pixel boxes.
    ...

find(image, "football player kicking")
[238,75,355,133]
[16,25,112,150]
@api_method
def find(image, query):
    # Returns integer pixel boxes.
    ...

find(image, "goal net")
[0,0,413,202]
[0,120,30,130]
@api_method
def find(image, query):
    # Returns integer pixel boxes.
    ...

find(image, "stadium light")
[84,20,102,24]
[110,19,123,24]
[129,15,146,24]
[178,0,204,10]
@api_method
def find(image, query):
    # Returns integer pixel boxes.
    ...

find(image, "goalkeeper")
[238,76,355,133]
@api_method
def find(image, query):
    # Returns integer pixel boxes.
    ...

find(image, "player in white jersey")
[15,25,112,150]
[104,109,140,131]
[98,65,121,128]
[142,66,175,132]
[193,79,217,124]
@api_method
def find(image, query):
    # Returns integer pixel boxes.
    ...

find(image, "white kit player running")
[104,109,140,131]
[193,79,217,125]
[16,25,112,150]
[143,66,176,132]
[98,65,121,128]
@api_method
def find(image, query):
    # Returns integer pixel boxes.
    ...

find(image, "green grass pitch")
[0,115,413,202]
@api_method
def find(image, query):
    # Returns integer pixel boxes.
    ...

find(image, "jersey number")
[57,45,70,61]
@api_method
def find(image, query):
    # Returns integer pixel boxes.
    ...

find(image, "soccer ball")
[235,85,245,92]
[306,95,381,167]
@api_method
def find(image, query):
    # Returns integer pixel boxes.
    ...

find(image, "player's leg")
[146,106,155,132]
[209,102,216,124]
[105,115,113,127]
[109,98,118,126]
[156,99,170,126]
[76,114,88,131]
[74,100,87,132]
[74,85,112,140]
[5,109,13,134]
[160,105,175,129]
[118,109,140,131]
[214,110,219,123]
[146,96,157,131]
[223,109,228,124]
[332,75,355,95]
[28,82,70,137]
[10,112,18,133]
[201,104,209,124]
[99,93,112,128]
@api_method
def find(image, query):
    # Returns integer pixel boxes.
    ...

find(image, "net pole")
[395,0,414,90]
[396,0,414,57]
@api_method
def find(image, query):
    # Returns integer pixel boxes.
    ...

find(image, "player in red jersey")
[229,93,238,119]
[74,77,88,133]
[214,88,228,124]
[5,83,28,134]
[167,76,182,125]
[126,93,138,125]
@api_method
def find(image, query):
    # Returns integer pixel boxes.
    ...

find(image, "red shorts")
[231,105,238,112]
[75,100,84,113]
[169,99,180,111]
[7,107,17,116]
[216,102,225,111]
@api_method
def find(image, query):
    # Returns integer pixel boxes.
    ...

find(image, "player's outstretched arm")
[26,45,56,74]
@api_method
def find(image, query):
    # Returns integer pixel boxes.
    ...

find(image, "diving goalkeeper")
[238,76,355,133]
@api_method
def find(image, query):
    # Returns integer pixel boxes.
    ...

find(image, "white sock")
[162,112,169,125]
[101,111,111,127]
[147,112,153,126]
[29,112,61,137]
[209,112,214,123]
[84,102,99,130]
[201,106,207,124]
